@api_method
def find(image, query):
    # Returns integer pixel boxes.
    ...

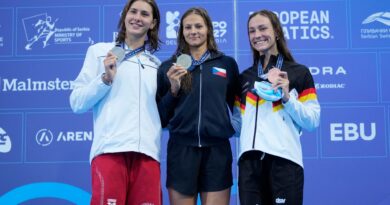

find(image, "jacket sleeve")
[156,61,179,128]
[283,70,321,131]
[231,95,242,137]
[226,58,240,111]
[69,45,111,113]
[226,58,241,137]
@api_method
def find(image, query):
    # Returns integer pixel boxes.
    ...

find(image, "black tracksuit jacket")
[156,51,240,146]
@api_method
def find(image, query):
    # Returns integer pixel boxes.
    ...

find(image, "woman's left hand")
[271,69,290,102]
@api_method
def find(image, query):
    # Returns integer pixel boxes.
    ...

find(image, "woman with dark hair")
[157,7,239,205]
[70,0,163,204]
[235,10,321,205]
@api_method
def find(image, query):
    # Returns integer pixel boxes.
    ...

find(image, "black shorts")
[166,139,233,196]
[238,151,304,205]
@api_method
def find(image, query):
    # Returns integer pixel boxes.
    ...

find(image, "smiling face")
[182,13,208,51]
[125,0,156,40]
[248,14,278,56]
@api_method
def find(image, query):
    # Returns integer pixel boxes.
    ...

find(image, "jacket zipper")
[137,58,142,151]
[252,95,259,149]
[197,65,203,147]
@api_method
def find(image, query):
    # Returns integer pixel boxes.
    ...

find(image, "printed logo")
[213,20,227,44]
[23,14,58,50]
[249,10,332,40]
[251,10,331,41]
[212,67,227,78]
[275,197,286,204]
[111,11,122,42]
[1,77,74,92]
[360,11,390,40]
[0,182,91,204]
[321,107,385,158]
[299,53,377,103]
[330,123,376,141]
[0,127,12,153]
[35,128,93,147]
[35,129,54,146]
[0,24,3,48]
[362,12,390,26]
[22,13,94,50]
[166,11,180,39]
[309,65,347,90]
[165,11,228,46]
[107,199,117,205]
[276,10,332,40]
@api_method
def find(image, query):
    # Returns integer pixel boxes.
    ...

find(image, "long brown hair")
[247,10,295,67]
[176,7,218,92]
[115,0,161,53]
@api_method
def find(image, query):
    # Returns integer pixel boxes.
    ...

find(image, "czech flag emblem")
[212,67,226,78]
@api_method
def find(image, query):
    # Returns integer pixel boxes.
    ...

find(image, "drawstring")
[260,152,266,160]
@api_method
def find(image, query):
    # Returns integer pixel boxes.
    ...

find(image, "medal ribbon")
[257,54,284,79]
[188,50,210,71]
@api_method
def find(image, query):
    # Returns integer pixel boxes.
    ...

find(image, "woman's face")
[248,14,278,55]
[182,13,208,49]
[125,0,156,39]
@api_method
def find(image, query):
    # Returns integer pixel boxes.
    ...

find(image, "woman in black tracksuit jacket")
[156,7,239,205]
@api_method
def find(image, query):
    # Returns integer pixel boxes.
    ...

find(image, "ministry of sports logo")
[22,13,58,50]
[22,12,94,51]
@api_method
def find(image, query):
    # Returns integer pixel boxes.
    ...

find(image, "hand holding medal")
[253,67,283,102]
[166,54,191,96]
[176,54,192,69]
[267,68,280,84]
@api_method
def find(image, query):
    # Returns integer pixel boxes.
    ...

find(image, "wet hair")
[175,7,218,92]
[247,10,295,67]
[115,0,161,53]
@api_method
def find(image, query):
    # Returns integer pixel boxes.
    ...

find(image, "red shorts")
[90,152,162,205]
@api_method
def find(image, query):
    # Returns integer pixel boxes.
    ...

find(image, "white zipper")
[197,65,203,147]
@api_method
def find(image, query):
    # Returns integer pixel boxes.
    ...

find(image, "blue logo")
[0,182,91,204]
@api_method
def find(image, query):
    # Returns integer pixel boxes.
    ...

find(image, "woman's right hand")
[102,51,118,85]
[166,64,187,96]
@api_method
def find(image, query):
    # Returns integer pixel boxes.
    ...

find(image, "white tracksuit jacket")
[233,56,320,167]
[69,42,162,163]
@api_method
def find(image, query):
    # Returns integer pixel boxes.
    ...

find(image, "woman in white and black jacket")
[234,10,321,205]
[156,7,239,205]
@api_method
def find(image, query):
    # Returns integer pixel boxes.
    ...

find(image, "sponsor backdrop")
[0,0,389,204]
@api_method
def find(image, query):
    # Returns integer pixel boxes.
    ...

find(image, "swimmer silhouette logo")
[22,13,94,51]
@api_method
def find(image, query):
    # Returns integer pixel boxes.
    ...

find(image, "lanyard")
[118,42,145,62]
[258,54,284,79]
[188,50,210,71]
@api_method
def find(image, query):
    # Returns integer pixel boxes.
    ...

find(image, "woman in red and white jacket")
[70,1,163,204]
